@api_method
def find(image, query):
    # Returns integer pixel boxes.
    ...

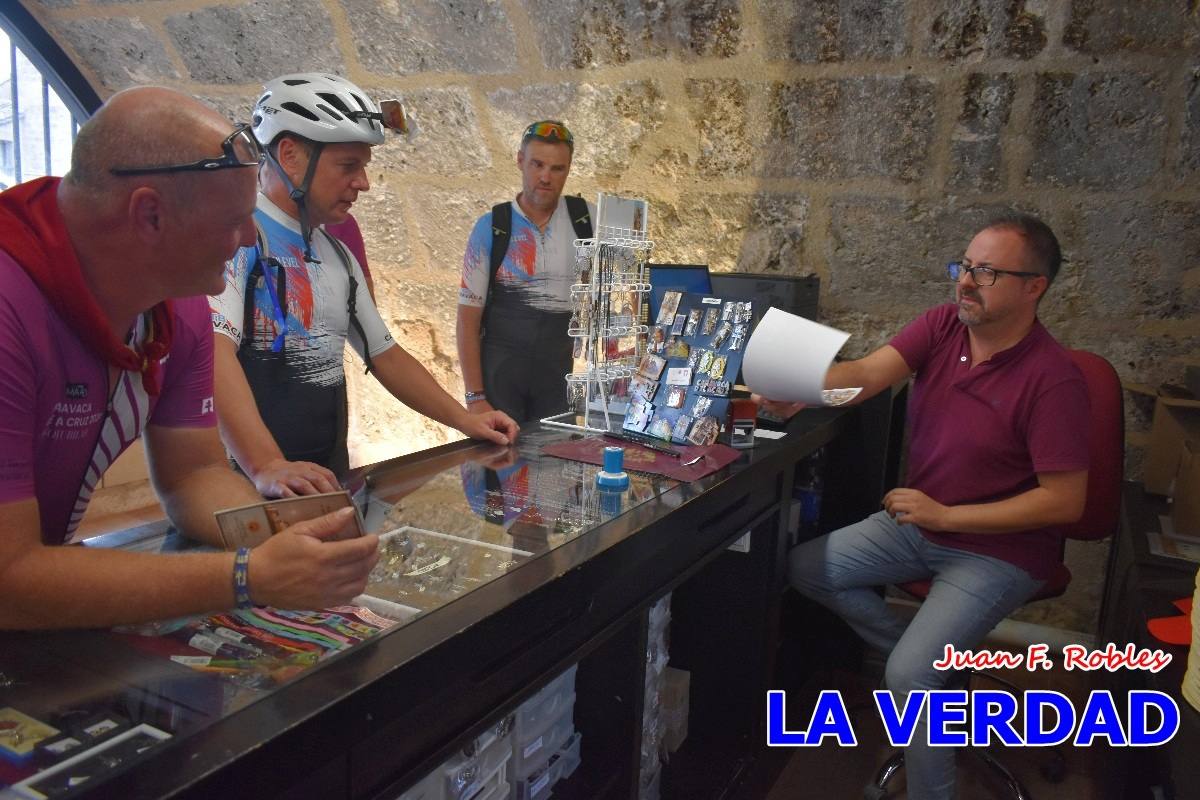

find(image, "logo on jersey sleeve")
[201,397,214,415]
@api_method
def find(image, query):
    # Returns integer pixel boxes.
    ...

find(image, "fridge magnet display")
[656,290,682,325]
[670,415,694,444]
[710,322,732,350]
[629,376,659,403]
[648,418,674,441]
[623,400,653,432]
[637,353,667,380]
[616,291,752,455]
[696,379,731,397]
[688,416,720,446]
[649,326,667,354]
[665,366,693,386]
[665,337,690,359]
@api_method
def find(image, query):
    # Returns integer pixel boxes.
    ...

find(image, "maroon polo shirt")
[889,303,1089,579]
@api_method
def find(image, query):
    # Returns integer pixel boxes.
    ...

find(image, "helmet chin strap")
[266,142,326,263]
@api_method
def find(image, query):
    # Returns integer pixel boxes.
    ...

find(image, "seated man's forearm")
[1,545,234,630]
[940,473,1088,533]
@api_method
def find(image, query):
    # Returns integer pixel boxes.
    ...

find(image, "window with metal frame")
[0,3,99,189]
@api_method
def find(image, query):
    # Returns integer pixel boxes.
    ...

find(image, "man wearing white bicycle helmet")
[209,73,519,497]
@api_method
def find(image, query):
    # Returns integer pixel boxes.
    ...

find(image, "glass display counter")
[0,403,888,800]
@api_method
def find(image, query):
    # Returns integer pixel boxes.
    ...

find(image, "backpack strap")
[564,195,593,240]
[320,229,375,375]
[242,219,288,356]
[488,202,513,285]
[481,202,514,338]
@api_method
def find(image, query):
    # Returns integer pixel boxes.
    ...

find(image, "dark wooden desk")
[0,389,910,800]
[1099,483,1200,800]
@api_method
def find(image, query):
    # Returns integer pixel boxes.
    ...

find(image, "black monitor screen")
[707,272,820,331]
[707,272,821,385]
[648,264,711,322]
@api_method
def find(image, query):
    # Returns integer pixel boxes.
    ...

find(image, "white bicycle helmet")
[252,73,385,146]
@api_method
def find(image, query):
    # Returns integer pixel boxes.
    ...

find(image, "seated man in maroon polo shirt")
[785,213,1089,800]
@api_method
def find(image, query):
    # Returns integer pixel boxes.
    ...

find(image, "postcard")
[215,490,365,550]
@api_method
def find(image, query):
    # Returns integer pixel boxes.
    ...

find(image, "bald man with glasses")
[772,214,1090,800]
[0,87,380,630]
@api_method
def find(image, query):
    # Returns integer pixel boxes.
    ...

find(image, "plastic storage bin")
[512,732,582,800]
[443,726,512,800]
[394,769,443,800]
[464,746,510,800]
[511,695,575,780]
[514,664,577,736]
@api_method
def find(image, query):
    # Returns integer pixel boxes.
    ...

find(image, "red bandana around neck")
[0,176,173,395]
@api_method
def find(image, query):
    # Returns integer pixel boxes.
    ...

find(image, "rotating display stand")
[541,193,653,434]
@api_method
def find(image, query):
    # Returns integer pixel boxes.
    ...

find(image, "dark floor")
[765,657,1112,800]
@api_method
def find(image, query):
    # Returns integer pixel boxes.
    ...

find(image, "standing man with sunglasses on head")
[0,87,381,629]
[457,121,594,424]
[210,74,519,499]
[768,215,1089,800]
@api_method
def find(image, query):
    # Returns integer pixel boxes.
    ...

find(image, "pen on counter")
[602,432,682,458]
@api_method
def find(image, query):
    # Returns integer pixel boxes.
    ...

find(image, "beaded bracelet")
[232,547,253,609]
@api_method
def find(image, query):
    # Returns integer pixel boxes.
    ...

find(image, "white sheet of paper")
[743,308,851,404]
[754,428,787,440]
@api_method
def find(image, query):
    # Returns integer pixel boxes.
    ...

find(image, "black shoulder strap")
[242,220,284,355]
[564,195,593,239]
[489,202,512,284]
[321,229,375,375]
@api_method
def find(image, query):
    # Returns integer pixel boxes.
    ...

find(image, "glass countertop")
[0,423,685,798]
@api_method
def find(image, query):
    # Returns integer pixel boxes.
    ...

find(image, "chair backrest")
[1059,349,1124,542]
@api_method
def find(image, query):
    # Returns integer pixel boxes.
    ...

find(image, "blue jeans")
[788,511,1043,800]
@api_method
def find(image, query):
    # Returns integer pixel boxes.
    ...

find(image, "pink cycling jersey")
[0,251,217,544]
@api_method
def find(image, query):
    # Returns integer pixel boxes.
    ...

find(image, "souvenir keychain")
[710,322,732,350]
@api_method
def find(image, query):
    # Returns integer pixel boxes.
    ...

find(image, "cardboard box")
[1172,440,1200,537]
[1145,393,1200,495]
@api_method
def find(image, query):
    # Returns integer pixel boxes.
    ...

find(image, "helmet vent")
[349,93,370,112]
[316,92,352,117]
[282,78,311,86]
[316,102,344,121]
[281,101,320,122]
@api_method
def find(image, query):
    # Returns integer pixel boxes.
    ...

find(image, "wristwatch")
[465,390,487,404]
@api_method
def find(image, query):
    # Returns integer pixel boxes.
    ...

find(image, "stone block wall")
[25,0,1200,478]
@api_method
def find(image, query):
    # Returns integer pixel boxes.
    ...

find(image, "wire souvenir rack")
[541,193,653,434]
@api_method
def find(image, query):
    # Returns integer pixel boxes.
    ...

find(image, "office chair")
[867,350,1125,800]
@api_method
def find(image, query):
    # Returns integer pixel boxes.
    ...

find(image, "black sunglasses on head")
[109,124,265,177]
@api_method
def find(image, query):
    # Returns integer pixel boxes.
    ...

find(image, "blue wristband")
[232,548,253,609]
